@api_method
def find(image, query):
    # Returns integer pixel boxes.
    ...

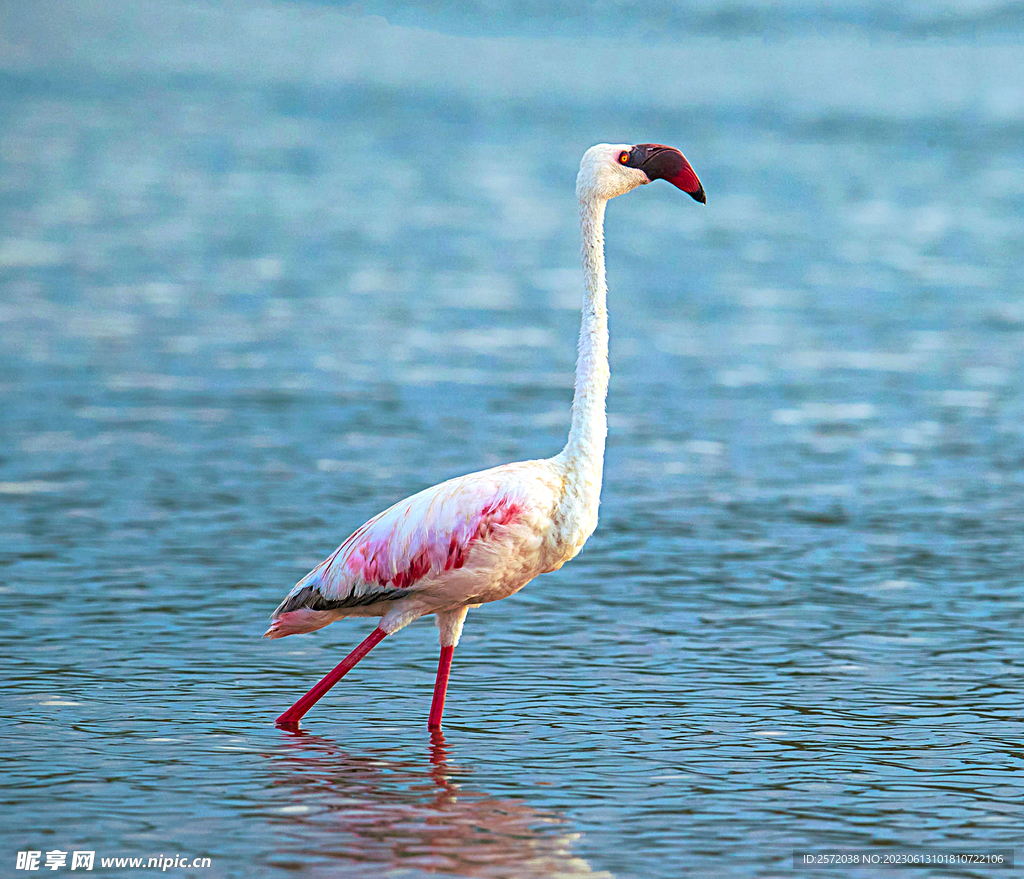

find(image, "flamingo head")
[577,143,705,204]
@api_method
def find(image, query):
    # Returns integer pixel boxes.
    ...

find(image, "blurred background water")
[1,2,1023,877]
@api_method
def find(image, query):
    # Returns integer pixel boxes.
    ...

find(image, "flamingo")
[267,142,705,730]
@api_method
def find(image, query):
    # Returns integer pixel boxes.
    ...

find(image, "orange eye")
[618,151,630,164]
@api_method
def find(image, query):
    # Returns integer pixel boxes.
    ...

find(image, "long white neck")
[562,193,609,480]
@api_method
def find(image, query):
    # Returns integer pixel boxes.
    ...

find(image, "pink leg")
[276,626,387,727]
[427,645,455,730]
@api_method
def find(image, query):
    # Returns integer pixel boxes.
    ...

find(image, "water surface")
[2,2,1023,876]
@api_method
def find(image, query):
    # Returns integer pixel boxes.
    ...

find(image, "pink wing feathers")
[265,467,535,638]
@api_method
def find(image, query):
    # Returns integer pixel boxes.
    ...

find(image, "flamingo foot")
[275,626,388,727]
[428,644,455,730]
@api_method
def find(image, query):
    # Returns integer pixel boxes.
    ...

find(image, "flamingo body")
[267,142,705,729]
[265,459,577,640]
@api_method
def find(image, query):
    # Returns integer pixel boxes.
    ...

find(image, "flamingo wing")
[265,463,550,638]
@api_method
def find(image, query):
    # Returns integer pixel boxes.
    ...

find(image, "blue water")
[2,2,1023,877]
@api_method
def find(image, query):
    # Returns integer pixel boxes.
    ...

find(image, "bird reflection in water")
[267,729,613,878]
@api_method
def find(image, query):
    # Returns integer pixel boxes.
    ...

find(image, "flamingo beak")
[635,144,706,203]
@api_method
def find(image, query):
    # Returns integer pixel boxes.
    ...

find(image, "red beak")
[632,143,705,203]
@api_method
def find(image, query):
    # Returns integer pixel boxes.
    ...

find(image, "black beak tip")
[691,186,706,204]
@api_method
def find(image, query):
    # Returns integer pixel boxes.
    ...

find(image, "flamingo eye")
[618,151,630,164]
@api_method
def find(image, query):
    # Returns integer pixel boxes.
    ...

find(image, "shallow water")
[2,2,1023,877]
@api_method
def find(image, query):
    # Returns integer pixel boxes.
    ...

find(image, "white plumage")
[265,461,567,639]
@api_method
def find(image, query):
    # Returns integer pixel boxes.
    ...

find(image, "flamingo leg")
[276,626,387,727]
[427,644,455,730]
